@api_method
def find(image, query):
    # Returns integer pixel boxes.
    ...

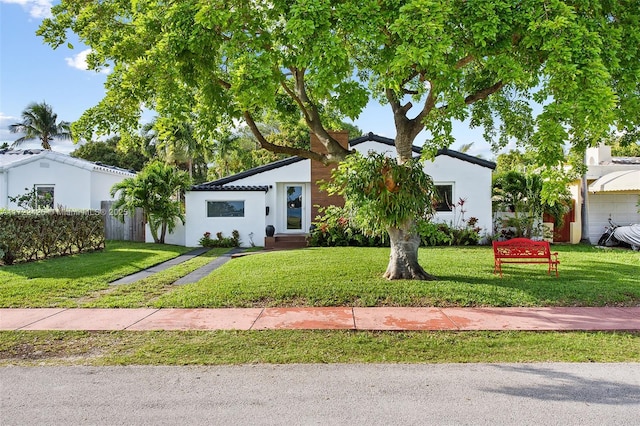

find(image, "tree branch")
[455,55,474,69]
[287,68,350,160]
[242,111,330,164]
[414,82,437,125]
[464,81,504,105]
[280,70,312,123]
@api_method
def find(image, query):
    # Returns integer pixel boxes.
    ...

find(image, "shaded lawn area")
[0,241,194,308]
[154,245,640,308]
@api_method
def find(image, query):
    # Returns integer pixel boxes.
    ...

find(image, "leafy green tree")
[493,171,571,239]
[494,150,538,174]
[71,139,119,166]
[110,161,192,243]
[610,139,640,157]
[327,152,436,279]
[9,102,71,150]
[0,142,9,150]
[71,136,149,171]
[141,117,210,183]
[39,1,640,279]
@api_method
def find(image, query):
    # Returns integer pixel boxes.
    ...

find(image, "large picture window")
[207,201,245,217]
[434,184,453,212]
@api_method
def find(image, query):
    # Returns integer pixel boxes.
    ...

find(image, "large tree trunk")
[384,222,436,280]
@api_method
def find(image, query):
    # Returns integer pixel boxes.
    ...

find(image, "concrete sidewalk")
[2,307,639,331]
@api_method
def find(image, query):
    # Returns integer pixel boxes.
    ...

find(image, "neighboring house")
[570,145,640,244]
[180,132,496,248]
[0,149,136,210]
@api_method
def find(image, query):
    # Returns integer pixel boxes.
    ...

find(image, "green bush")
[0,209,105,265]
[199,230,240,248]
[308,205,388,247]
[416,220,481,246]
[308,206,482,248]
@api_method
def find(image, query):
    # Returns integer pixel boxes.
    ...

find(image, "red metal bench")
[493,238,559,277]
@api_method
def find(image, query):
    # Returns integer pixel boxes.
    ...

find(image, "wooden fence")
[101,201,145,242]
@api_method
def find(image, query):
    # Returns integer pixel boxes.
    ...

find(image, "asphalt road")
[2,364,639,425]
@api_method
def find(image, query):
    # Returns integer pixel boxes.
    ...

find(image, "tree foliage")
[609,139,640,157]
[110,161,192,243]
[71,136,150,171]
[326,152,435,236]
[38,0,640,278]
[38,0,640,184]
[493,170,571,238]
[9,102,71,150]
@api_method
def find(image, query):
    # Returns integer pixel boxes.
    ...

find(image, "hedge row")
[0,210,105,265]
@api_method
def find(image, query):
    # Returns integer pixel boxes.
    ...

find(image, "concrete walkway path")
[173,248,243,285]
[2,306,639,331]
[109,247,212,285]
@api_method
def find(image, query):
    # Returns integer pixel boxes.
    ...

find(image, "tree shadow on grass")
[433,258,640,307]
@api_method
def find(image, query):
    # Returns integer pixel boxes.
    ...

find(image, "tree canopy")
[39,0,639,169]
[71,136,150,171]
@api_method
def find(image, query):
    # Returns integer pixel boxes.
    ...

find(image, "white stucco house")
[569,145,640,244]
[0,149,136,210]
[180,132,496,248]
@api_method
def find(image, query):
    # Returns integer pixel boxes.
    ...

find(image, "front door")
[284,184,305,232]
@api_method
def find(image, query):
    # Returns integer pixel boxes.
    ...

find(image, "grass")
[1,243,638,308]
[1,242,638,366]
[154,245,640,308]
[0,241,194,307]
[1,330,638,366]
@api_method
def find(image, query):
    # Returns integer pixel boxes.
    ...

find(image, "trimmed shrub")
[0,209,105,265]
[199,230,240,248]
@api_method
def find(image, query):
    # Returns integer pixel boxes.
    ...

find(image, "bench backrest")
[493,238,551,258]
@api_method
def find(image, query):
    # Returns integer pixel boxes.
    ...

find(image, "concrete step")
[265,234,309,250]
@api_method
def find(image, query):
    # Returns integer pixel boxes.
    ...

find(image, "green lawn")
[1,243,638,308]
[1,242,639,366]
[0,242,195,307]
[155,245,640,308]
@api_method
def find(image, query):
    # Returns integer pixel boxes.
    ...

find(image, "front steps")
[264,233,308,250]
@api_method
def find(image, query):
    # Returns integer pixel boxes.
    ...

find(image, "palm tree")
[110,161,192,243]
[9,102,71,150]
[142,117,211,182]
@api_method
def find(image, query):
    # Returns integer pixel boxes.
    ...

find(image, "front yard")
[1,242,639,366]
[0,242,638,308]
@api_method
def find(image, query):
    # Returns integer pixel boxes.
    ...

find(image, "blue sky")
[0,0,493,157]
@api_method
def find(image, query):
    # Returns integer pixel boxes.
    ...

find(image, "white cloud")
[65,49,91,71]
[1,0,53,19]
[65,49,110,74]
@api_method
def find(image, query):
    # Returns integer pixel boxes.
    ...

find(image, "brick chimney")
[310,131,349,222]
